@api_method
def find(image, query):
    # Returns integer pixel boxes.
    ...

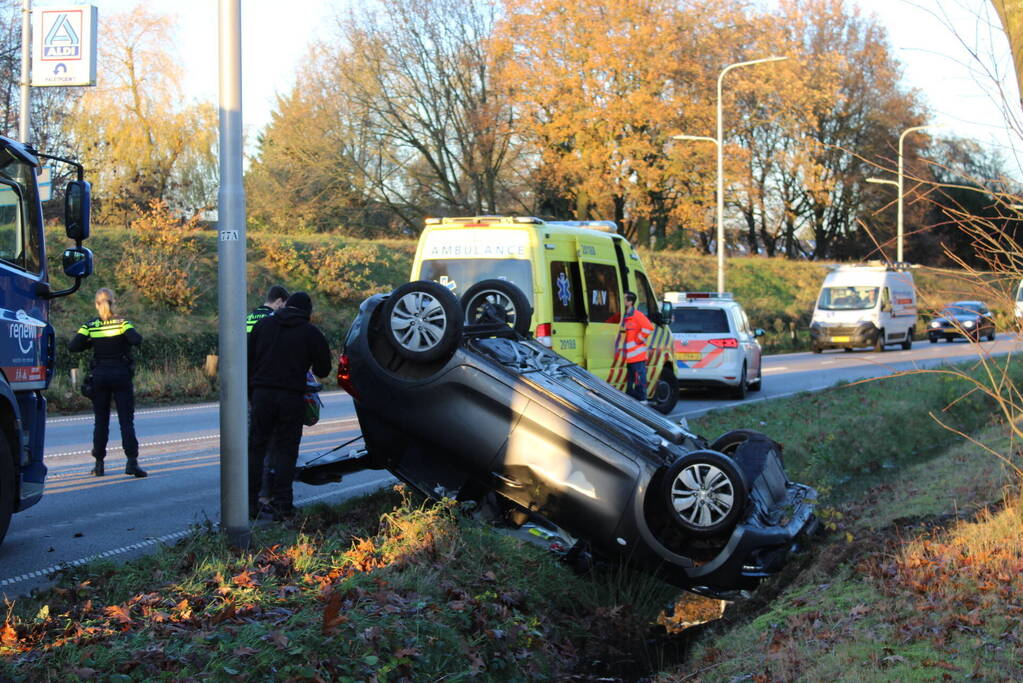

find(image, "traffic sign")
[31,5,97,87]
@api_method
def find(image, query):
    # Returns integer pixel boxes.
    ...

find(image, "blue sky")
[84,0,1020,170]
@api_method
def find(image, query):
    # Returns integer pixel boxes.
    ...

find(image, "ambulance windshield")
[419,259,534,304]
[818,286,878,311]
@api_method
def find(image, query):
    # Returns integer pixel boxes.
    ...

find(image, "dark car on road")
[305,280,817,597]
[927,301,996,343]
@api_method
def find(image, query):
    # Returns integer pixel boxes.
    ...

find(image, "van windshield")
[419,259,534,304]
[818,286,878,311]
[670,307,729,334]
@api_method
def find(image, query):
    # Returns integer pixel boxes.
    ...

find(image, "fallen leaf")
[104,605,133,625]
[0,622,17,647]
[232,570,258,588]
[232,646,258,657]
[270,630,289,649]
[322,591,348,635]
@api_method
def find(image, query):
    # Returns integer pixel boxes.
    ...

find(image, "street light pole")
[715,57,787,292]
[19,0,30,144]
[867,124,939,263]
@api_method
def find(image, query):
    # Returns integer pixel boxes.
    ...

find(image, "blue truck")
[0,134,94,546]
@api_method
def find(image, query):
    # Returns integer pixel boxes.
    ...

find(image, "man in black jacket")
[247,291,332,519]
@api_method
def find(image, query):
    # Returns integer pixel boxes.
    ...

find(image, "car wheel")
[901,328,913,350]
[381,280,462,362]
[731,364,747,400]
[650,366,679,414]
[844,347,853,352]
[929,337,937,344]
[811,343,822,354]
[663,450,747,538]
[461,279,533,337]
[988,329,996,341]
[873,329,885,352]
[709,428,784,471]
[945,336,953,342]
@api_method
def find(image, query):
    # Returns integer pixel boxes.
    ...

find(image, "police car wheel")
[381,280,462,362]
[663,450,747,538]
[461,279,533,337]
[0,438,14,546]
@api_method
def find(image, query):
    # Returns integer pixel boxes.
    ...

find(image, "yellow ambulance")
[410,216,679,413]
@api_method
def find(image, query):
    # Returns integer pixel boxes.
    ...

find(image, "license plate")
[677,352,702,361]
[831,335,850,342]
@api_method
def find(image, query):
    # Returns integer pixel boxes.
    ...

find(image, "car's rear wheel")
[650,366,678,414]
[988,328,996,341]
[381,280,462,362]
[663,450,747,538]
[748,370,762,391]
[811,344,822,354]
[461,279,533,337]
[929,337,937,344]
[731,364,747,400]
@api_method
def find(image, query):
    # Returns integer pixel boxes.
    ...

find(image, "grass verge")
[2,359,1021,679]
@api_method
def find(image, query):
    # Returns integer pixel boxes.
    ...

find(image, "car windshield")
[670,307,729,333]
[941,302,982,316]
[817,286,878,311]
[419,258,534,305]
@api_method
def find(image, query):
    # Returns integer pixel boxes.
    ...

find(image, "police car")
[666,292,764,399]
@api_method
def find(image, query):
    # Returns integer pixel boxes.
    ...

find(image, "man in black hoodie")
[247,291,332,519]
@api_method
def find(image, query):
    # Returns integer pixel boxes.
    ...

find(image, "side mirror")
[754,328,765,337]
[62,246,93,279]
[660,301,674,323]
[64,180,91,242]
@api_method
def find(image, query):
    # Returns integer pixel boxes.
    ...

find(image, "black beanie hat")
[286,291,312,313]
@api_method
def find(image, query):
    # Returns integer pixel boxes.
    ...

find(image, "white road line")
[821,361,834,365]
[763,366,788,372]
[0,475,395,591]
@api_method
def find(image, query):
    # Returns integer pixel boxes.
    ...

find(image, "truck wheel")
[381,280,462,362]
[461,279,533,337]
[650,366,678,414]
[0,438,14,547]
[901,328,913,350]
[873,329,885,353]
[663,450,747,538]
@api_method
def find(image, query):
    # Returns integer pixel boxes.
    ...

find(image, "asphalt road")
[1,333,1019,597]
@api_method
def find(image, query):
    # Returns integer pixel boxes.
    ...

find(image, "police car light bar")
[663,291,734,303]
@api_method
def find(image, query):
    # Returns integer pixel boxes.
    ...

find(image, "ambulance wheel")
[663,450,747,538]
[650,367,678,414]
[461,279,533,337]
[0,438,14,547]
[382,280,462,363]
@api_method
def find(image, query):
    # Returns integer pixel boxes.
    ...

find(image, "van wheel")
[650,366,678,414]
[461,279,533,337]
[662,450,747,538]
[381,280,462,362]
[0,438,14,547]
[901,328,913,350]
[873,329,885,353]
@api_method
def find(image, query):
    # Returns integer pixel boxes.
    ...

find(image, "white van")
[1015,279,1023,322]
[809,264,917,353]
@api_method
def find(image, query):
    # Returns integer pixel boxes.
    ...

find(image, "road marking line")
[0,475,394,592]
[821,361,834,365]
[763,366,788,372]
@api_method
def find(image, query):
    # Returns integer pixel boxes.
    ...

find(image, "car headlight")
[930,321,940,329]
[964,320,975,328]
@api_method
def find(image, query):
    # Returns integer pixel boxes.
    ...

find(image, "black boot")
[125,457,147,478]
[91,459,104,477]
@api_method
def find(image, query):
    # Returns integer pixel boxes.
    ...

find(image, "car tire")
[748,371,762,391]
[811,344,822,354]
[381,280,462,363]
[873,329,885,352]
[0,438,14,547]
[709,428,784,471]
[929,337,937,344]
[663,450,747,538]
[731,364,747,400]
[650,366,679,414]
[461,279,533,337]
[988,329,996,341]
[844,347,853,352]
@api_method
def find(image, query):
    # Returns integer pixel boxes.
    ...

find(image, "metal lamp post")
[675,56,788,293]
[866,124,940,263]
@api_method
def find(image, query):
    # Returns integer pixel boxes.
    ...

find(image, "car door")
[577,242,623,386]
[739,308,762,379]
[548,259,586,365]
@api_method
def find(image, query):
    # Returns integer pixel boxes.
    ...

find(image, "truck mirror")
[660,301,674,322]
[62,246,93,279]
[64,180,91,242]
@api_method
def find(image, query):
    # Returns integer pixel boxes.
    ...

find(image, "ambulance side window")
[550,261,585,322]
[634,271,657,318]
[583,262,621,324]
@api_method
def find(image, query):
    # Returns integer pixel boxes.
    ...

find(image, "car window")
[419,258,534,305]
[942,302,982,316]
[550,260,585,322]
[634,271,657,318]
[582,262,621,324]
[670,307,729,333]
[739,309,753,336]
[0,158,41,274]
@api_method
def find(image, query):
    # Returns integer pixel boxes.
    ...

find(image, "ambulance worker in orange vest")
[621,291,654,403]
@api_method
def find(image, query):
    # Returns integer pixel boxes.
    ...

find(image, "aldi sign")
[31,5,98,87]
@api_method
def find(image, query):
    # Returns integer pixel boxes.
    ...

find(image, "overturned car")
[307,280,816,597]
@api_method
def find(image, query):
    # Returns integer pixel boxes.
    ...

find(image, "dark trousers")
[625,361,648,400]
[91,364,139,459]
[248,387,305,511]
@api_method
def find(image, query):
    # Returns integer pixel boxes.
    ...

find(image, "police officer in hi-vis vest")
[246,285,289,333]
[69,288,146,477]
